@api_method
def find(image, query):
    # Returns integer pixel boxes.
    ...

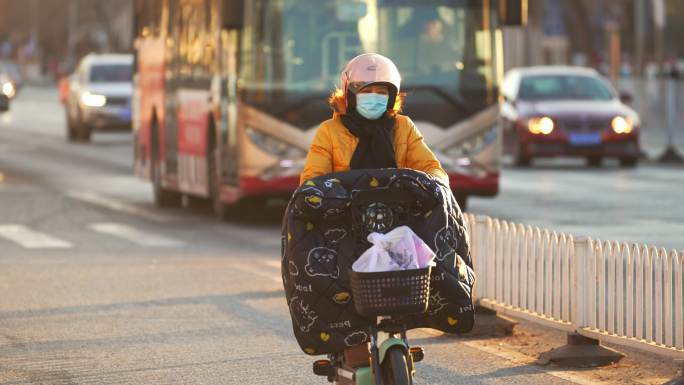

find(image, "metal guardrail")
[465,214,684,358]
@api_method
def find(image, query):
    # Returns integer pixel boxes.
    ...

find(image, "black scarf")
[341,110,397,170]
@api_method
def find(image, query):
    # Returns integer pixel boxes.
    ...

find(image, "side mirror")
[500,0,527,26]
[619,91,633,104]
[223,0,244,30]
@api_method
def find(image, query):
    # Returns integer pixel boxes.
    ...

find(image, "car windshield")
[0,61,21,79]
[90,64,132,83]
[518,74,615,101]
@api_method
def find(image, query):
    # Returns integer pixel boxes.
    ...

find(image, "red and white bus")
[133,0,524,217]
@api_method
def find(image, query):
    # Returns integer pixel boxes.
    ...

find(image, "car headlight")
[444,125,498,158]
[1,82,15,98]
[527,116,554,135]
[81,91,107,107]
[245,127,306,158]
[611,116,633,134]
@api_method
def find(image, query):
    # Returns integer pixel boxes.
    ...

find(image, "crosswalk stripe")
[233,264,282,284]
[68,191,177,224]
[260,260,282,269]
[88,223,186,247]
[0,225,72,249]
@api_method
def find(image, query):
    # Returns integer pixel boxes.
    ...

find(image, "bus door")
[174,0,213,196]
[162,0,180,177]
[217,27,240,187]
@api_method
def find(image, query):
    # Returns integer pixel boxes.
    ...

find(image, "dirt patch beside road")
[467,312,681,385]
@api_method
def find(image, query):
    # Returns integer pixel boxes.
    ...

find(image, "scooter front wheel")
[382,347,410,385]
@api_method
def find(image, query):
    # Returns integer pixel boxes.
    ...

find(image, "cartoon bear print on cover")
[305,247,339,279]
[434,226,458,261]
[427,291,449,316]
[282,169,475,355]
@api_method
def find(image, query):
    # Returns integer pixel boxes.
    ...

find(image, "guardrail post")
[474,215,490,301]
[573,236,589,328]
[537,236,624,367]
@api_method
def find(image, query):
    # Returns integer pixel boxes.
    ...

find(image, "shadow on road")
[88,134,133,147]
[504,161,638,172]
[183,196,287,227]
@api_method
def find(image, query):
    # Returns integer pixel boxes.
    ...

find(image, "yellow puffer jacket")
[300,113,448,185]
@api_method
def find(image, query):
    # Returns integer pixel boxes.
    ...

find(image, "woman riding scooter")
[299,52,450,374]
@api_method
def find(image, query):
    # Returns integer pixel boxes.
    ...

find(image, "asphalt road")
[1,87,682,385]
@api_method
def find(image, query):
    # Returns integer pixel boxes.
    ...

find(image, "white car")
[65,53,133,142]
[0,60,22,97]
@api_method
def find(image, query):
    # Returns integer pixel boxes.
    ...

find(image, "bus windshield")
[239,0,495,128]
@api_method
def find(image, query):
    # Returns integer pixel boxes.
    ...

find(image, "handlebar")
[293,168,443,238]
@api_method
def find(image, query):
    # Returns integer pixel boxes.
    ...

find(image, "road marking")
[67,191,177,224]
[212,225,282,248]
[89,223,186,247]
[260,260,282,269]
[233,263,282,284]
[0,225,72,249]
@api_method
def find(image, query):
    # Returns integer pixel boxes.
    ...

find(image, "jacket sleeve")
[300,122,334,185]
[405,118,450,186]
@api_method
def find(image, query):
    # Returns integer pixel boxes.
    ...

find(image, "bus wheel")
[151,122,181,207]
[209,146,230,221]
[211,179,230,221]
[152,163,181,207]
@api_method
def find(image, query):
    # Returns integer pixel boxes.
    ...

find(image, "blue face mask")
[356,93,389,120]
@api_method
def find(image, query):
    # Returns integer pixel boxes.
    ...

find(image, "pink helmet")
[340,53,401,106]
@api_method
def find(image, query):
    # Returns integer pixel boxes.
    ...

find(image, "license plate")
[119,107,132,121]
[569,132,601,146]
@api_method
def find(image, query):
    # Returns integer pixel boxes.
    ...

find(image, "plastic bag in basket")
[352,226,436,272]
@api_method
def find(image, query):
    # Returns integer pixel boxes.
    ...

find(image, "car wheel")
[65,111,78,142]
[510,133,531,167]
[619,157,638,168]
[587,156,602,167]
[515,154,531,167]
[74,109,92,142]
[151,120,182,207]
[78,122,92,142]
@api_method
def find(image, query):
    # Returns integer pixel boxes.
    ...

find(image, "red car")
[500,66,640,167]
